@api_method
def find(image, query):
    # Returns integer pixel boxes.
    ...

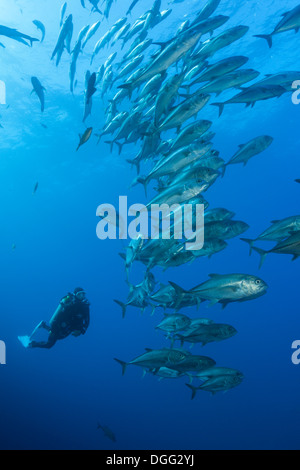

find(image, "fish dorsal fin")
[271,220,280,224]
[238,143,245,148]
[281,12,289,16]
[208,273,222,278]
[145,348,153,352]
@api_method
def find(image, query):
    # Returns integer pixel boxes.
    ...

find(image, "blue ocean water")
[0,0,299,450]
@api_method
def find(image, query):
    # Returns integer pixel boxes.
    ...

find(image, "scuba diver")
[18,288,90,349]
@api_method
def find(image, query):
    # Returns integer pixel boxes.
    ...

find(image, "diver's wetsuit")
[29,293,90,349]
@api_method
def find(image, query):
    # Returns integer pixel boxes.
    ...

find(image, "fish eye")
[255,280,261,285]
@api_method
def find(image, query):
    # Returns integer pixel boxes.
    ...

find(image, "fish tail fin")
[114,358,127,376]
[104,140,114,152]
[168,281,187,309]
[221,164,226,178]
[115,142,123,155]
[137,177,148,197]
[29,38,39,47]
[168,281,187,295]
[150,304,156,316]
[186,383,198,400]
[252,246,268,269]
[240,238,255,256]
[114,300,127,318]
[117,83,133,99]
[211,102,224,117]
[126,159,140,174]
[180,84,191,94]
[253,34,272,48]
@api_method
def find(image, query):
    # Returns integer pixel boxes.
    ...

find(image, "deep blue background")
[0,0,299,450]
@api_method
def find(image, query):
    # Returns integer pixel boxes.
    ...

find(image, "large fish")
[156,314,192,333]
[115,348,190,375]
[190,0,221,25]
[252,231,300,267]
[70,39,82,93]
[126,0,140,16]
[31,77,45,112]
[187,371,244,397]
[186,56,249,89]
[196,69,260,96]
[176,322,237,347]
[212,84,287,116]
[138,142,212,190]
[205,208,236,223]
[0,25,39,47]
[154,73,184,126]
[119,24,203,93]
[88,0,103,14]
[254,5,300,48]
[247,71,300,92]
[169,120,212,152]
[168,355,216,373]
[241,216,300,253]
[51,14,73,65]
[192,26,249,61]
[60,2,67,27]
[157,92,210,133]
[76,127,93,151]
[97,423,116,442]
[227,135,274,167]
[32,20,45,42]
[204,220,250,240]
[82,21,101,49]
[170,273,268,308]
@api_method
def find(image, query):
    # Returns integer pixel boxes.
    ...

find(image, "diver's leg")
[38,321,51,332]
[29,333,57,349]
[18,321,51,348]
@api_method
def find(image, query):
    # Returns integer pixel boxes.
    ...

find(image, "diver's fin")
[18,336,31,348]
